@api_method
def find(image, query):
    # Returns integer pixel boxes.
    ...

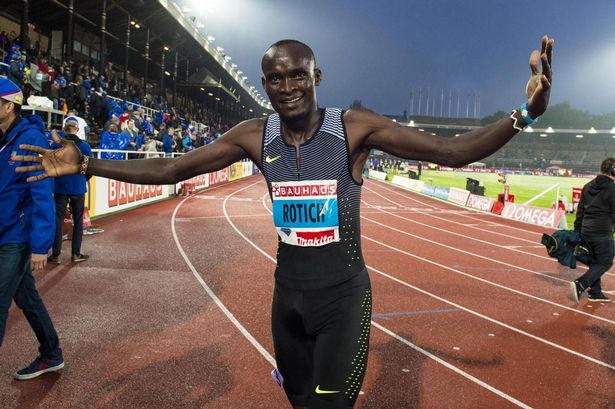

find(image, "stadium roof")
[4,0,271,114]
[405,121,615,136]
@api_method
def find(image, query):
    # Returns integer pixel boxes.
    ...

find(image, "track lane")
[3,175,614,409]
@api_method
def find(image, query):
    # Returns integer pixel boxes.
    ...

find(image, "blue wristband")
[519,102,537,125]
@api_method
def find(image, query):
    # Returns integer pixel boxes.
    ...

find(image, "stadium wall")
[84,160,259,219]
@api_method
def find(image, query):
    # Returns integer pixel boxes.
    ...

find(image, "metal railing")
[106,95,161,120]
[91,148,185,160]
[22,105,66,129]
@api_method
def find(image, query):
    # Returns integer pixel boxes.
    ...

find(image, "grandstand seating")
[406,122,612,173]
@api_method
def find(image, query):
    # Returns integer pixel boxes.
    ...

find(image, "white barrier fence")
[390,175,566,229]
[85,157,258,219]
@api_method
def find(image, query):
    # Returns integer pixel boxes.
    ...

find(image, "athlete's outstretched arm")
[14,119,264,184]
[346,35,553,168]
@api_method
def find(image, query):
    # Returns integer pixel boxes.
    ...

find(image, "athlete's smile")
[280,95,304,105]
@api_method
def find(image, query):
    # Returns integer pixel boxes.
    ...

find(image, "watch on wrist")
[79,155,90,175]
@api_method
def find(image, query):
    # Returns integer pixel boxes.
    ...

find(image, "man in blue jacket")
[48,119,92,264]
[162,122,176,157]
[0,78,64,379]
[99,123,129,160]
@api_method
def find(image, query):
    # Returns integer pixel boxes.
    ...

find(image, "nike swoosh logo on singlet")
[265,155,282,163]
[315,385,340,394]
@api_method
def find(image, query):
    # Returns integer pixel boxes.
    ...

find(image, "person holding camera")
[570,157,615,303]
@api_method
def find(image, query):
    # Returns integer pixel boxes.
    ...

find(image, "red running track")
[0,175,613,409]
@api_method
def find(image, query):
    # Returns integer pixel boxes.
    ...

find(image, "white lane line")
[365,181,614,279]
[171,179,276,367]
[365,180,542,240]
[366,262,615,371]
[361,233,615,326]
[362,183,595,271]
[504,245,546,249]
[261,191,270,210]
[175,214,271,221]
[364,183,541,247]
[369,180,611,280]
[183,178,613,402]
[362,213,570,284]
[255,188,533,407]
[372,321,532,409]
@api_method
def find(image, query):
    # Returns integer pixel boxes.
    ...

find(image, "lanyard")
[0,133,19,157]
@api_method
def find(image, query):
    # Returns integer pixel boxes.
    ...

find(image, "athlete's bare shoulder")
[226,117,266,139]
[343,108,391,152]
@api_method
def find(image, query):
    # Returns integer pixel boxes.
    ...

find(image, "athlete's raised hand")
[13,130,81,182]
[525,35,554,118]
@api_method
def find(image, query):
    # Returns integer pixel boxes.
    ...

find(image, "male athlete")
[15,36,553,409]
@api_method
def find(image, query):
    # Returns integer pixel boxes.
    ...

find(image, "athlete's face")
[261,44,321,122]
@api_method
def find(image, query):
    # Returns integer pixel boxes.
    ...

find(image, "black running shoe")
[47,255,61,264]
[71,254,89,263]
[588,293,611,303]
[570,280,587,303]
[14,356,64,380]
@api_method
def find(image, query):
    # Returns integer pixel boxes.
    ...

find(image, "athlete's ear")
[314,68,322,86]
[261,76,266,88]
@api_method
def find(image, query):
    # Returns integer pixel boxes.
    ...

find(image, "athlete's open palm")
[13,130,81,182]
[525,35,554,118]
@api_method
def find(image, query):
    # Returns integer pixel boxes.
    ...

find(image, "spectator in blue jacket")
[48,119,92,264]
[182,129,197,152]
[99,123,129,160]
[141,116,154,136]
[122,119,145,159]
[162,123,176,157]
[122,119,139,149]
[0,78,64,380]
[7,54,24,88]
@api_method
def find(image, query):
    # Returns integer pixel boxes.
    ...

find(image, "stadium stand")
[1,0,272,156]
[389,119,613,174]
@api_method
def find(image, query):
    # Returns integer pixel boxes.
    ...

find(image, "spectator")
[0,78,64,380]
[103,113,120,132]
[63,112,88,141]
[98,91,110,125]
[162,123,176,157]
[183,129,197,152]
[141,115,154,136]
[99,123,129,160]
[87,88,102,128]
[48,120,92,264]
[570,157,615,303]
[122,119,144,157]
[142,137,161,158]
[119,108,131,129]
[7,54,23,88]
[65,75,86,114]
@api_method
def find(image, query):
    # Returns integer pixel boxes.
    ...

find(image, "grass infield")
[386,170,593,228]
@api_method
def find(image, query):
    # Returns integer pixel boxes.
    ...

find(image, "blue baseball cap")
[0,78,24,105]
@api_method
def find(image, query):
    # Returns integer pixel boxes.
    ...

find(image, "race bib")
[271,180,340,247]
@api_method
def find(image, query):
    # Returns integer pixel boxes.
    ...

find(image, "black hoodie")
[574,174,615,238]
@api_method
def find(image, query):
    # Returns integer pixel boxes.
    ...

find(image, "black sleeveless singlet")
[262,108,365,290]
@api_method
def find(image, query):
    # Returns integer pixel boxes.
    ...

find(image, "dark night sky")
[181,0,615,117]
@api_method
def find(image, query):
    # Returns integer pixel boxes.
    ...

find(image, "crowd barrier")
[81,161,567,228]
[84,158,259,220]
[388,175,567,229]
